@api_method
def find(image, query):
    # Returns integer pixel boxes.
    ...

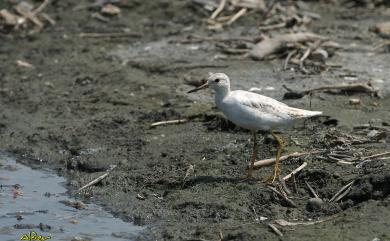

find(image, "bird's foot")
[261,165,281,184]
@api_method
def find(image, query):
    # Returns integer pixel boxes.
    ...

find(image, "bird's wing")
[231,90,290,119]
[230,90,320,119]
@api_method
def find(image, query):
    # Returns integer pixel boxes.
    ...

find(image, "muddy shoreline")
[1,1,390,240]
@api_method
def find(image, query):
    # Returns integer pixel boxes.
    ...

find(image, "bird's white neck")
[214,86,230,107]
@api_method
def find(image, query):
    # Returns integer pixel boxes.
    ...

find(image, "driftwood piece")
[283,82,381,99]
[250,32,326,60]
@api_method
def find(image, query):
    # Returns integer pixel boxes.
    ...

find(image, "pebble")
[307,197,323,211]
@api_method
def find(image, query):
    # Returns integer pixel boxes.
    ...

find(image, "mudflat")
[1,1,389,240]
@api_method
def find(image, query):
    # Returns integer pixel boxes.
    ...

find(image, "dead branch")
[283,162,307,181]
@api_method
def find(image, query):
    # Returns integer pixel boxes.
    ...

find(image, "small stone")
[349,98,361,106]
[307,197,323,211]
[367,130,379,138]
[101,4,121,16]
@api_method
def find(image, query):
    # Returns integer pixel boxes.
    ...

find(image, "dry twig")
[330,180,355,202]
[77,165,117,193]
[250,152,308,169]
[268,223,283,237]
[283,162,307,181]
[268,186,297,208]
[274,215,338,226]
[150,119,188,128]
[305,180,319,198]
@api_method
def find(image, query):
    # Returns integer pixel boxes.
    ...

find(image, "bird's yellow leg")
[263,131,284,183]
[246,132,258,179]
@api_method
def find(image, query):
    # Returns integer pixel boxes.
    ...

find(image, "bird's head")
[187,72,230,94]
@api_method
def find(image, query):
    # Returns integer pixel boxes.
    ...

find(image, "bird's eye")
[215,79,220,83]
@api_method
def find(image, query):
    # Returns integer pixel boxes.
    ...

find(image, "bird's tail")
[287,107,322,118]
[303,110,322,117]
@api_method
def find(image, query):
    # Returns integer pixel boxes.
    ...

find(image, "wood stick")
[283,162,307,181]
[279,176,291,195]
[268,186,297,208]
[251,152,308,169]
[305,180,319,198]
[284,49,297,70]
[210,0,227,19]
[258,22,286,31]
[330,180,354,202]
[150,119,188,128]
[361,151,390,161]
[268,223,283,237]
[226,8,247,25]
[291,172,298,193]
[77,165,117,193]
[299,47,311,74]
[274,215,338,226]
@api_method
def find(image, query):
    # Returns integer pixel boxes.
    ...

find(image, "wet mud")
[0,0,390,240]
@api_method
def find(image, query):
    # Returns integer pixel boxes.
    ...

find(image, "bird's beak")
[187,83,209,93]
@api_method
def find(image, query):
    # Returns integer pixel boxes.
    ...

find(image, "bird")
[187,73,322,183]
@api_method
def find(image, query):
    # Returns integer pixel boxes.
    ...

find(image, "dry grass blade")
[330,180,355,202]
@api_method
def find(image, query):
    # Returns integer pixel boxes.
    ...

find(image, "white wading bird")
[188,73,322,183]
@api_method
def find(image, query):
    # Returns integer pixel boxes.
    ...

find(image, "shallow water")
[0,152,143,241]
